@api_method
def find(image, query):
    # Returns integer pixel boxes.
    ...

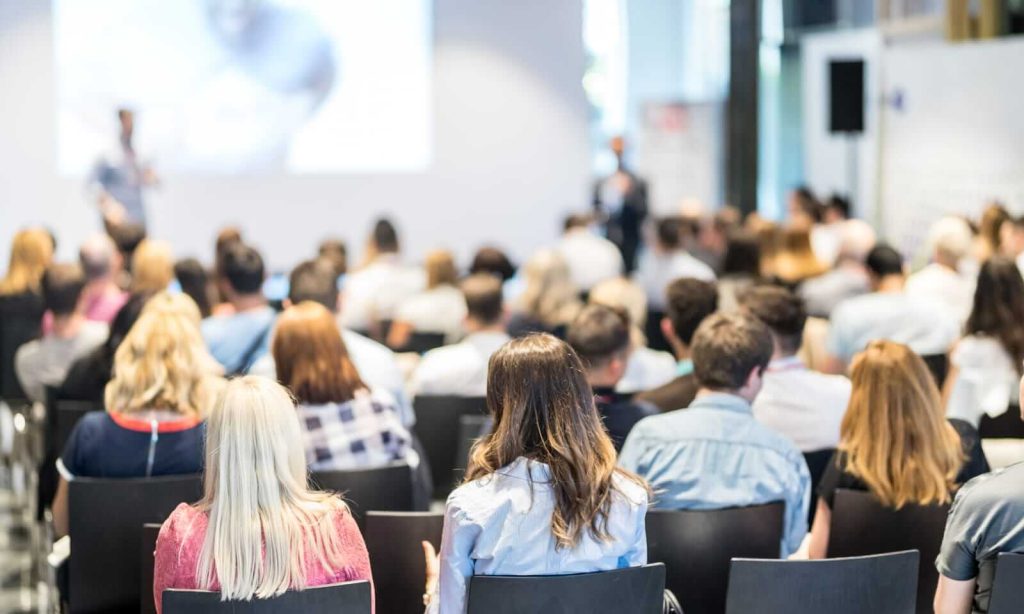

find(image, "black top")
[593,387,659,452]
[818,418,991,509]
[58,347,113,404]
[634,373,700,413]
[0,290,44,398]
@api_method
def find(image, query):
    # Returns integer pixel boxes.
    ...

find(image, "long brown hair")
[272,302,366,405]
[965,257,1024,372]
[466,334,648,549]
[840,341,963,508]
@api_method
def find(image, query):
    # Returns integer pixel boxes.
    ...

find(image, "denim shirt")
[618,392,810,557]
[430,457,649,614]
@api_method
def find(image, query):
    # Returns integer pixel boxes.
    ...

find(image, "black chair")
[140,523,162,614]
[645,502,784,614]
[466,564,666,614]
[979,404,1024,439]
[644,309,670,353]
[37,388,103,520]
[162,580,372,614]
[803,448,836,525]
[828,489,949,614]
[363,512,444,614]
[393,332,446,354]
[988,552,1024,614]
[309,463,414,528]
[725,550,919,614]
[412,396,487,498]
[0,309,41,401]
[920,354,948,389]
[455,413,491,481]
[69,474,203,613]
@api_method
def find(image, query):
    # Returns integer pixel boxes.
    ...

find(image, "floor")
[0,468,44,614]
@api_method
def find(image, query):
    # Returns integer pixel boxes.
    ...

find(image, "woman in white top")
[388,249,467,348]
[423,333,650,613]
[944,257,1024,426]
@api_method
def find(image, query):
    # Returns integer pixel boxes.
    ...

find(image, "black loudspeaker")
[829,59,864,133]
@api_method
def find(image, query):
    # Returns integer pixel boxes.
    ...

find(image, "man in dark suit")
[593,136,648,272]
[635,278,718,412]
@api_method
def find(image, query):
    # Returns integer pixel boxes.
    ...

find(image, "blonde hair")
[141,290,202,326]
[840,341,964,508]
[196,376,351,600]
[131,239,174,293]
[516,249,581,327]
[773,228,826,284]
[424,249,458,289]
[105,292,221,417]
[588,277,648,346]
[0,228,53,295]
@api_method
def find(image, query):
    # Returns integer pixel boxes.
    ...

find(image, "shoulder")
[958,461,1024,505]
[611,471,650,508]
[14,339,41,363]
[159,503,207,545]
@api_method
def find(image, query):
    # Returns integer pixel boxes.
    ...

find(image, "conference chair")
[920,354,948,389]
[644,309,671,353]
[466,563,666,614]
[411,396,487,498]
[802,448,836,525]
[725,550,919,614]
[162,580,372,614]
[988,553,1024,614]
[979,404,1024,439]
[828,489,949,614]
[392,331,446,355]
[363,511,444,614]
[140,523,162,614]
[0,310,40,402]
[309,462,414,528]
[68,474,203,613]
[455,413,491,479]
[38,388,103,520]
[645,502,784,614]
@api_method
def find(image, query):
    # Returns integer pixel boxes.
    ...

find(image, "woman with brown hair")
[272,301,413,471]
[807,340,989,558]
[388,248,467,348]
[772,227,826,288]
[422,334,649,613]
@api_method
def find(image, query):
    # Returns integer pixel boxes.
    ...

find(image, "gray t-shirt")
[936,461,1024,613]
[14,321,108,403]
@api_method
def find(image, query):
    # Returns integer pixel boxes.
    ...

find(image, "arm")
[153,516,181,614]
[806,499,831,559]
[781,455,812,558]
[333,509,375,612]
[934,575,975,614]
[52,478,69,538]
[429,501,480,614]
[941,361,960,412]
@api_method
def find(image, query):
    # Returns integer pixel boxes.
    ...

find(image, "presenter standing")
[91,108,158,232]
[593,136,648,273]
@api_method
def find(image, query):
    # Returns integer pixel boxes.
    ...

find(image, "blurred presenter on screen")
[90,108,158,232]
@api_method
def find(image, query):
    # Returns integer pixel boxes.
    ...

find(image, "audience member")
[690,208,739,273]
[201,243,275,375]
[567,304,657,451]
[717,230,762,311]
[557,214,623,292]
[786,186,822,231]
[944,257,1024,426]
[273,301,414,471]
[635,278,719,412]
[317,238,347,280]
[823,194,851,225]
[507,249,580,338]
[388,249,467,348]
[423,334,649,612]
[588,277,675,394]
[906,216,975,323]
[108,222,146,277]
[744,286,851,453]
[130,239,174,293]
[973,202,1009,263]
[619,312,811,557]
[411,274,509,398]
[469,246,515,280]
[153,377,372,613]
[799,219,875,318]
[808,341,989,559]
[15,264,107,403]
[811,194,851,266]
[825,244,960,372]
[77,233,128,323]
[772,228,826,287]
[211,226,243,314]
[173,258,212,318]
[0,228,53,361]
[633,217,715,312]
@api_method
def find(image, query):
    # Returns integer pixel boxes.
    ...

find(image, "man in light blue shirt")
[619,312,811,557]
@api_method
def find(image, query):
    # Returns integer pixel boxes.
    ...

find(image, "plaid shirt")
[299,388,416,471]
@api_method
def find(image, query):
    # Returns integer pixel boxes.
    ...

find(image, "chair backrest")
[309,462,414,529]
[411,396,487,498]
[802,448,836,525]
[0,312,40,400]
[645,502,784,614]
[68,474,203,613]
[725,551,919,614]
[455,413,491,480]
[466,564,666,614]
[920,353,948,389]
[363,511,444,614]
[989,553,1024,614]
[140,523,162,614]
[162,580,372,614]
[54,400,103,458]
[828,489,949,614]
[979,404,1024,439]
[394,332,446,354]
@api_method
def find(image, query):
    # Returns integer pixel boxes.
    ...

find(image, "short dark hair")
[656,217,684,249]
[173,258,211,317]
[563,214,591,232]
[666,278,718,345]
[567,304,631,370]
[793,186,823,223]
[470,246,516,282]
[741,285,806,355]
[721,231,761,277]
[373,218,399,253]
[288,259,338,310]
[865,244,903,278]
[691,312,773,391]
[222,243,265,294]
[108,223,146,265]
[825,194,851,220]
[43,263,86,316]
[317,239,347,277]
[461,274,503,325]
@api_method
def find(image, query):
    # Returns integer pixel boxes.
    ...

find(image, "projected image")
[54,0,432,175]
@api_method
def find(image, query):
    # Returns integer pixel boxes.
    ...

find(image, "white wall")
[0,0,589,271]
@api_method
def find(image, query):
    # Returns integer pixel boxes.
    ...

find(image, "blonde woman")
[51,292,222,537]
[131,239,174,293]
[153,377,373,612]
[388,249,467,348]
[807,341,989,558]
[0,228,54,335]
[507,249,582,338]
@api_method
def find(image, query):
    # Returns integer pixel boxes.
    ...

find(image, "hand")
[422,540,439,604]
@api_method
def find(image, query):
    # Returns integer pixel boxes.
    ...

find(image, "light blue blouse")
[429,457,649,614]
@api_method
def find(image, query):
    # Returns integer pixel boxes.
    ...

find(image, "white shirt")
[394,284,467,344]
[752,356,852,452]
[616,347,676,394]
[905,263,975,324]
[15,321,108,403]
[556,228,624,291]
[429,457,648,614]
[339,255,425,330]
[410,331,510,398]
[811,223,843,266]
[946,335,1020,426]
[633,250,716,311]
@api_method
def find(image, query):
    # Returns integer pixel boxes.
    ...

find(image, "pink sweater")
[153,503,374,613]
